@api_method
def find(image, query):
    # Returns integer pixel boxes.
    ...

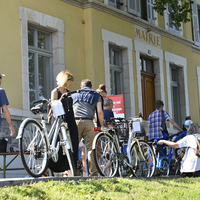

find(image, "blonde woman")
[48,70,78,176]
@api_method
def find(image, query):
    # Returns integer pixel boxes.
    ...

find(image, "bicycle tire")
[160,158,170,176]
[92,132,119,177]
[19,119,48,177]
[130,140,156,177]
[174,158,181,176]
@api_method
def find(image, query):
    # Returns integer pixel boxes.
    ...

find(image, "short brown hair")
[155,100,164,109]
[96,84,107,94]
[81,79,92,88]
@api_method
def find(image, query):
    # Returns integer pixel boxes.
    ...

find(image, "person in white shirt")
[158,123,200,177]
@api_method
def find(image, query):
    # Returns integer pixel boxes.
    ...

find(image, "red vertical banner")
[106,94,125,118]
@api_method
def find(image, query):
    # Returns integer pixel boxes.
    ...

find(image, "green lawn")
[0,177,200,200]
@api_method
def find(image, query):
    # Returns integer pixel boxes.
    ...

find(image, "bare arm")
[2,105,15,136]
[96,102,104,127]
[51,88,58,102]
[168,118,182,132]
[157,140,180,148]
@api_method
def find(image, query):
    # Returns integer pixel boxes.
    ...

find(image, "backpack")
[190,135,200,157]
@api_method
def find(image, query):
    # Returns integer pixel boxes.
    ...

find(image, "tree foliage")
[153,0,194,27]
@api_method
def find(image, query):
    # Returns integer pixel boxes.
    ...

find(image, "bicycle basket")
[131,118,150,137]
[115,121,129,139]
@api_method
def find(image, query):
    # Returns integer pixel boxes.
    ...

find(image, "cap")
[0,73,5,77]
[184,120,193,127]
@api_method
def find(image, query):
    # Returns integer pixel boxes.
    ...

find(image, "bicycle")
[151,133,180,176]
[16,91,77,177]
[92,118,156,177]
[173,148,184,175]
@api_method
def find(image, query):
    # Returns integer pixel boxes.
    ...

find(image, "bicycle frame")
[127,129,146,163]
[44,115,74,160]
[156,146,173,169]
[151,141,173,173]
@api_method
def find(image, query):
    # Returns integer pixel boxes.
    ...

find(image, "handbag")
[47,103,54,125]
[161,110,169,139]
[190,135,200,157]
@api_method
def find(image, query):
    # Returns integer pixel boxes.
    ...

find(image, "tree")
[153,0,194,27]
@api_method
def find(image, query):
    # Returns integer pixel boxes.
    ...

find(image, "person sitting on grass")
[158,123,200,177]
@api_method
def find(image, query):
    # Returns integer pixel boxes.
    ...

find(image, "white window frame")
[197,66,200,117]
[109,46,123,95]
[192,0,200,46]
[127,0,158,25]
[165,52,189,133]
[102,29,135,119]
[170,67,181,127]
[28,27,53,107]
[127,0,141,17]
[19,6,65,117]
[147,0,155,24]
[108,0,117,8]
[164,2,183,36]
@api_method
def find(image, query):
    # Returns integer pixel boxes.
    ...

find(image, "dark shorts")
[181,170,200,177]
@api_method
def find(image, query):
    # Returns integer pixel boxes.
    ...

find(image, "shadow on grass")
[133,176,199,189]
[67,178,131,194]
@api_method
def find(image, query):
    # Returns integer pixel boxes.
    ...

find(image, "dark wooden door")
[141,71,156,120]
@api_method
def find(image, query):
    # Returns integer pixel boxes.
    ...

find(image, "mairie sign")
[134,25,161,48]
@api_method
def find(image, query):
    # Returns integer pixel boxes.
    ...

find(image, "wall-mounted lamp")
[146,28,151,32]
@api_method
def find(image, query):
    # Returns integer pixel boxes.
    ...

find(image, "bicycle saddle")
[31,104,47,115]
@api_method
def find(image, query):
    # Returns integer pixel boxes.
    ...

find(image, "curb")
[0,175,182,187]
[0,176,105,187]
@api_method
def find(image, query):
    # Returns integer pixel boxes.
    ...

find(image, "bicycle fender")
[92,131,113,150]
[16,118,43,139]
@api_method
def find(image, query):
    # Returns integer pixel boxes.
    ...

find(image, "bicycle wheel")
[19,119,48,177]
[93,132,119,177]
[174,158,181,176]
[130,140,156,177]
[160,158,169,176]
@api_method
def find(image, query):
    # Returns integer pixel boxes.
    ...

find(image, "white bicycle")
[16,91,77,177]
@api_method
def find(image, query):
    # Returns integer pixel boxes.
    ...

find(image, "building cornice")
[61,0,194,48]
[192,45,200,54]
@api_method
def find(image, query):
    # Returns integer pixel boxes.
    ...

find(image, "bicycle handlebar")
[168,131,183,140]
[60,90,77,101]
[32,90,78,106]
[32,99,50,105]
[153,131,183,143]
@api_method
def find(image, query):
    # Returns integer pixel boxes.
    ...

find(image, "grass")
[0,177,200,200]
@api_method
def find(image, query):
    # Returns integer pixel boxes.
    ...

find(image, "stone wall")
[0,118,22,152]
